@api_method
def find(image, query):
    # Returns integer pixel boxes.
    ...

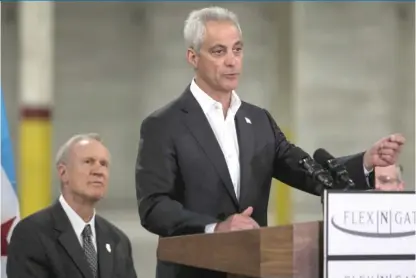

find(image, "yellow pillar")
[273,128,293,225]
[19,112,52,217]
[18,2,54,217]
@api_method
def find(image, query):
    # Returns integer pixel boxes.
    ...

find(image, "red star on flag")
[1,217,16,256]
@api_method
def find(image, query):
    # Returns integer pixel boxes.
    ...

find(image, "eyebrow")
[210,41,244,49]
[234,41,243,47]
[377,175,397,180]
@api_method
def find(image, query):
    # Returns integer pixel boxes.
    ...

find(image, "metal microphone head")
[313,148,334,166]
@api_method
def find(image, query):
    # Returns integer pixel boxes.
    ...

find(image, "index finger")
[388,134,405,144]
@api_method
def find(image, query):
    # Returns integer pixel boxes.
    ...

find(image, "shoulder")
[10,205,54,242]
[16,205,54,230]
[141,94,184,128]
[241,101,267,114]
[241,101,275,125]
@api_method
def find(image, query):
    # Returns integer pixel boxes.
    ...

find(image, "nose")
[92,170,104,177]
[224,53,237,67]
[90,162,106,177]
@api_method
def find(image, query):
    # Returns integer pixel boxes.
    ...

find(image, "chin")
[86,190,106,203]
[221,81,239,92]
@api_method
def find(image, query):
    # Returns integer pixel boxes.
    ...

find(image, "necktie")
[82,224,98,278]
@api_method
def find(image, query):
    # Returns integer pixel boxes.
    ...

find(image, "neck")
[194,77,232,114]
[62,193,95,222]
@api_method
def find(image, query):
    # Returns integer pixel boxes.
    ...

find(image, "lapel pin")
[244,117,252,124]
[106,243,111,253]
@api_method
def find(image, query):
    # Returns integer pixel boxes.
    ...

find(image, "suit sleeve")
[7,220,50,278]
[263,110,374,195]
[135,116,218,237]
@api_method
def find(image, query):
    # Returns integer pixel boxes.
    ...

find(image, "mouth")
[89,181,104,187]
[224,73,239,79]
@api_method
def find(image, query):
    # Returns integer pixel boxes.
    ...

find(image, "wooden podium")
[157,221,322,278]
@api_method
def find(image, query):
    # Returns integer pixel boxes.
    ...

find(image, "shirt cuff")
[363,164,373,176]
[363,164,374,188]
[204,223,217,233]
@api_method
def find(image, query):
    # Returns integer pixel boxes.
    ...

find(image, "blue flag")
[1,87,20,277]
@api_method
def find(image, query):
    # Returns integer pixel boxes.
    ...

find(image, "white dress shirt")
[190,80,242,233]
[190,79,242,198]
[59,195,97,251]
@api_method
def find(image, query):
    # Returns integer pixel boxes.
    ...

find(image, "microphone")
[313,148,355,190]
[299,156,334,195]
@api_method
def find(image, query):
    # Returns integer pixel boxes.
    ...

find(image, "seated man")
[375,164,405,191]
[7,133,137,278]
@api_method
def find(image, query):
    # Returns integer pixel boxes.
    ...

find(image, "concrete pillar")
[18,1,54,217]
[291,2,401,221]
[393,3,414,188]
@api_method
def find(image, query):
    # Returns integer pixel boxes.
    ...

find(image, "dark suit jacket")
[135,86,374,278]
[6,201,137,278]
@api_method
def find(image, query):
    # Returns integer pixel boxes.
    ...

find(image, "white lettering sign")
[323,191,416,278]
[327,261,416,278]
[325,192,416,255]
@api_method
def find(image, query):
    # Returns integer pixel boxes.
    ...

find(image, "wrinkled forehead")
[203,20,242,46]
[375,165,399,179]
[70,139,110,161]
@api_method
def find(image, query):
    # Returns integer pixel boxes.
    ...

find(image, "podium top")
[157,221,322,278]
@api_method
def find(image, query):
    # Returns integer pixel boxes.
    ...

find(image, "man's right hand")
[214,206,260,232]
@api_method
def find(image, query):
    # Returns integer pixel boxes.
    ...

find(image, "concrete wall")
[2,1,414,216]
[2,3,414,276]
[291,2,415,221]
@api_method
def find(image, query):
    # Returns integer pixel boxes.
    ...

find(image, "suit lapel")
[95,217,115,278]
[181,90,239,207]
[235,107,254,208]
[52,202,93,278]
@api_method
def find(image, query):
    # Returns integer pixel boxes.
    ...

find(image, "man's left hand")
[363,133,405,171]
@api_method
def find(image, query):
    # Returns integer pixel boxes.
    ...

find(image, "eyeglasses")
[376,176,401,185]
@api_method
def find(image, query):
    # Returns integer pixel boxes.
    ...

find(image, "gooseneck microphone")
[299,156,334,195]
[313,148,355,190]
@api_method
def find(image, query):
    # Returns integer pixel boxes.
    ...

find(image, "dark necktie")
[82,224,98,278]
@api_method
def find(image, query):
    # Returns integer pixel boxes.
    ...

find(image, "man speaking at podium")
[135,6,405,278]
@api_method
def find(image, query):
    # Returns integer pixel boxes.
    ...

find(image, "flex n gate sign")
[323,191,416,278]
[331,209,416,238]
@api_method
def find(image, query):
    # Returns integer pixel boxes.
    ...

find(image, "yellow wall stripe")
[19,119,52,218]
[274,128,293,225]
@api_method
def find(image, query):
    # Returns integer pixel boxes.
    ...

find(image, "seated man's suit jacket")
[136,86,374,278]
[6,201,137,278]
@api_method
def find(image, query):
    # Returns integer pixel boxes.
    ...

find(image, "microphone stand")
[326,159,355,191]
[298,157,335,199]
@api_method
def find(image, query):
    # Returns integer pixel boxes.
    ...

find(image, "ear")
[57,163,68,182]
[186,48,199,69]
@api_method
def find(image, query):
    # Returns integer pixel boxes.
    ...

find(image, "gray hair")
[55,133,103,165]
[184,6,242,53]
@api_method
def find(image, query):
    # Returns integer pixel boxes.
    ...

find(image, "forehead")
[203,20,241,46]
[375,165,398,178]
[70,139,109,159]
